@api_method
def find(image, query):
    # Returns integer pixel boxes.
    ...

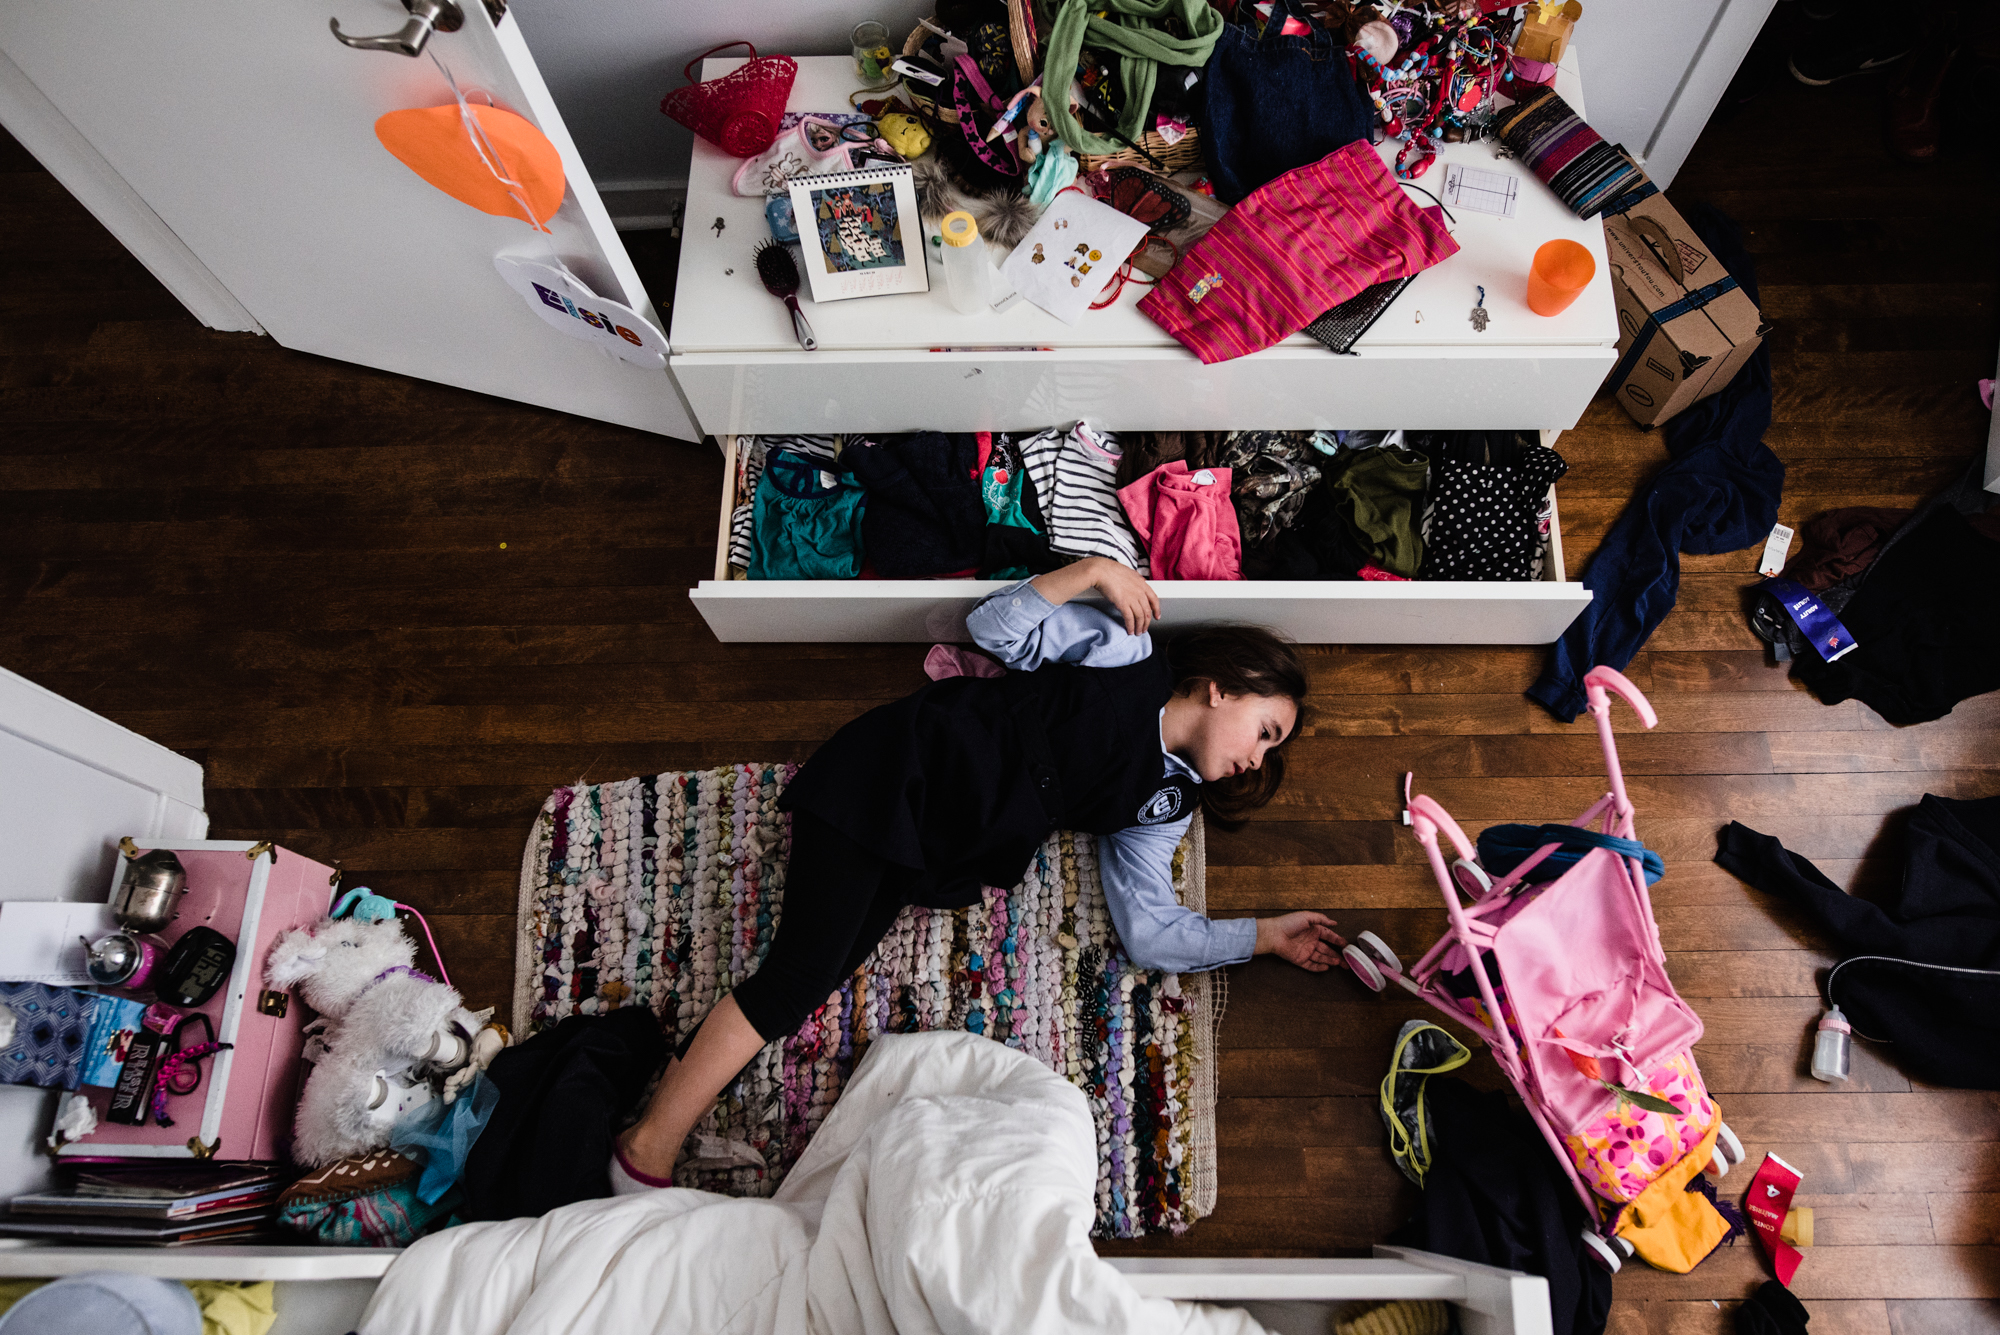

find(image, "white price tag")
[1758,522,1795,577]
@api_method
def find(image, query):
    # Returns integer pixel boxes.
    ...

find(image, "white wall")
[0,667,206,1202]
[509,0,933,191]
[1581,0,1777,186]
[514,0,1776,198]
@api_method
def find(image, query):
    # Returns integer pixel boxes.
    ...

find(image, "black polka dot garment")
[1422,445,1569,581]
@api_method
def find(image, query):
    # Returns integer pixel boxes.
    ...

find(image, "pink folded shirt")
[1117,461,1242,581]
[1140,139,1459,364]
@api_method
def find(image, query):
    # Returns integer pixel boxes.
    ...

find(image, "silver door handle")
[330,0,463,56]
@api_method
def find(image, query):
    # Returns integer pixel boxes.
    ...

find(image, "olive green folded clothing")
[1323,445,1430,578]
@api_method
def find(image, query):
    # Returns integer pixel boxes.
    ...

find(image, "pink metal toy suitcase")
[60,840,334,1162]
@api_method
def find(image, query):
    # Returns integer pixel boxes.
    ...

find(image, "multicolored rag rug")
[513,764,1222,1237]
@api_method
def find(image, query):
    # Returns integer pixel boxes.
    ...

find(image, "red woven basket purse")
[660,42,797,158]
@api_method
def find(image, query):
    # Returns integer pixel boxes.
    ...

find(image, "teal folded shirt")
[749,453,866,580]
[981,457,1040,580]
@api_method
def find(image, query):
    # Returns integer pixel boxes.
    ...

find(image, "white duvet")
[359,1029,1267,1335]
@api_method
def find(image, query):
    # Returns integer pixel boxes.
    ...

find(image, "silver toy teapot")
[110,846,187,933]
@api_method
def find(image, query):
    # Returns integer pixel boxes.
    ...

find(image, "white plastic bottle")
[939,210,990,314]
[1810,1005,1851,1082]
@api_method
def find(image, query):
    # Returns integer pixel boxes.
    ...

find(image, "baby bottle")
[939,211,990,315]
[1810,1005,1851,1082]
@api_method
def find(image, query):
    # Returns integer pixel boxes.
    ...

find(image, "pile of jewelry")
[1348,1,1518,180]
[515,765,1221,1237]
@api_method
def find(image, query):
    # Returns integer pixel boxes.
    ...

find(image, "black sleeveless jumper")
[780,649,1199,908]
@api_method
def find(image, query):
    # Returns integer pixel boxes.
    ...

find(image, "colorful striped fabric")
[1140,140,1458,364]
[514,766,1223,1237]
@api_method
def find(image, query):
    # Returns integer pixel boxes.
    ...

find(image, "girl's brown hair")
[1165,626,1312,830]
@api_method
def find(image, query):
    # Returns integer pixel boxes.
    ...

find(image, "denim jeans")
[1194,0,1374,205]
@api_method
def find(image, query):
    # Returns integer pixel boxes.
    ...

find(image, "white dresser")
[668,53,1618,436]
[673,51,1611,644]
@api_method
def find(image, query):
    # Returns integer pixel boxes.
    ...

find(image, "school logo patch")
[1138,784,1188,826]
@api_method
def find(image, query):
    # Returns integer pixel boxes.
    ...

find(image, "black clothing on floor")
[729,811,918,1044]
[1389,1078,1613,1335]
[780,647,1190,908]
[1528,205,1783,722]
[1715,795,2000,1089]
[845,431,986,577]
[1789,507,2000,724]
[460,1006,667,1221]
[1736,1280,1811,1335]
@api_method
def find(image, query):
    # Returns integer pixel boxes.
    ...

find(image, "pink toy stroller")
[1343,667,1746,1273]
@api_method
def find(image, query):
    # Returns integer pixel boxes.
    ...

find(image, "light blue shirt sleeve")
[965,579,1153,670]
[1098,816,1258,973]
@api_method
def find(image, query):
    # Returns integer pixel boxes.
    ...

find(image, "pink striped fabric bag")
[1139,140,1458,364]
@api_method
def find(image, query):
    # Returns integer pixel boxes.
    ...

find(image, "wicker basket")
[902,0,1039,100]
[1076,127,1204,175]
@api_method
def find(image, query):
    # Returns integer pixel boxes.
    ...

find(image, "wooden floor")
[3,13,1997,1332]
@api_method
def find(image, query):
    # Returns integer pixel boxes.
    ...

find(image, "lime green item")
[1379,1019,1472,1188]
[1041,0,1223,157]
[0,1279,274,1335]
[187,1280,278,1335]
[0,1279,43,1314]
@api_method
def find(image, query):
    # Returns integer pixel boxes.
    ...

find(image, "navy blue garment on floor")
[1527,204,1784,722]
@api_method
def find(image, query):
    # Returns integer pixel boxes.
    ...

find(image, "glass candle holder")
[852,21,895,90]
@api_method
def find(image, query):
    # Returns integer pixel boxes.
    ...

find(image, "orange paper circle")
[375,103,565,226]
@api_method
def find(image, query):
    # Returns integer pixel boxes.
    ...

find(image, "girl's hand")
[1091,557,1160,637]
[1254,912,1346,972]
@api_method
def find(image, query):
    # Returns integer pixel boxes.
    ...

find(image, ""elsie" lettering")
[532,282,643,346]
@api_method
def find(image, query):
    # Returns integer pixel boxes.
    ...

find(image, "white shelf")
[0,1241,398,1281]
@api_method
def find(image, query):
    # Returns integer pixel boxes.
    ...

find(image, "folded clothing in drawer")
[728,427,1566,588]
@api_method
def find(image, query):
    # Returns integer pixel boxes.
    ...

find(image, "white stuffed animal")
[266,916,486,1168]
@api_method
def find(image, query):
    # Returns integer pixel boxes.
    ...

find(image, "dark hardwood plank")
[1,3,1996,1302]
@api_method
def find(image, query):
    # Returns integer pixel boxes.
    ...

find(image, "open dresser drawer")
[1109,1248,1553,1335]
[689,435,1592,645]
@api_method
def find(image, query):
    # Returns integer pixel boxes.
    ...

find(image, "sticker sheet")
[998,190,1151,325]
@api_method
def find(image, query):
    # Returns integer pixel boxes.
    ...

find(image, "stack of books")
[1,1162,285,1245]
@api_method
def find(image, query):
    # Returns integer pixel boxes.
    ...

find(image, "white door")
[0,0,699,441]
[0,667,208,1204]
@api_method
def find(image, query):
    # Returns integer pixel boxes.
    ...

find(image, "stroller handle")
[1584,666,1658,729]
[1407,795,1477,863]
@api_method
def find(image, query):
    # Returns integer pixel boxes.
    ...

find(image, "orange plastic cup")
[1526,239,1596,317]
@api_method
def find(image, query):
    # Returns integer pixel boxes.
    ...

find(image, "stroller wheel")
[1451,857,1493,900]
[1716,1121,1745,1166]
[1580,1230,1623,1274]
[1343,945,1386,992]
[1353,930,1403,975]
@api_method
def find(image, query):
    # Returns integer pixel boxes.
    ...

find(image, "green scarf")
[1040,0,1224,157]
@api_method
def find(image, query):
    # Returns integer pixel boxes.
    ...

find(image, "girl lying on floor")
[615,556,1344,1186]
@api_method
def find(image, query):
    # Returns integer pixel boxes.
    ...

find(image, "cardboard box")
[1516,1,1583,65]
[1602,192,1765,427]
